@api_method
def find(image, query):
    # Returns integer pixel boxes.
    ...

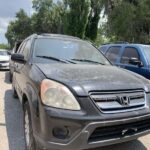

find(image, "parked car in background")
[99,43,150,79]
[11,34,150,150]
[9,40,22,82]
[0,49,10,70]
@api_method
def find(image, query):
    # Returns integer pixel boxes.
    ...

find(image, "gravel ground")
[0,71,150,150]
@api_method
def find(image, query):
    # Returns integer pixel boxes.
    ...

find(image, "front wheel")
[23,102,38,150]
[9,72,12,82]
[12,77,18,98]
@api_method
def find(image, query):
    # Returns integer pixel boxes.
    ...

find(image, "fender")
[22,83,40,116]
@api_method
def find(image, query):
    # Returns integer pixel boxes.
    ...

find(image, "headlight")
[40,79,81,110]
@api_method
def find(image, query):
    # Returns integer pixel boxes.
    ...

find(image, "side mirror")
[11,53,26,63]
[129,57,143,67]
[7,51,11,55]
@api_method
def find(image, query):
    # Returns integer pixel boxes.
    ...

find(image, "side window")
[19,40,31,60]
[106,46,121,63]
[121,47,140,64]
[15,42,22,53]
[99,46,108,54]
[17,42,26,53]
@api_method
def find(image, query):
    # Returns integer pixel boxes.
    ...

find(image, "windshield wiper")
[36,56,76,64]
[71,59,105,65]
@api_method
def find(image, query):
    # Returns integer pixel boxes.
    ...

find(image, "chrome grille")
[0,61,8,63]
[88,118,150,142]
[90,90,146,113]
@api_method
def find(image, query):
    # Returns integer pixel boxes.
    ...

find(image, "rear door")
[14,39,31,99]
[10,42,23,75]
[119,46,143,75]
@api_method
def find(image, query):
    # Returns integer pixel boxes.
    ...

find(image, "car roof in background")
[0,49,8,51]
[100,43,150,47]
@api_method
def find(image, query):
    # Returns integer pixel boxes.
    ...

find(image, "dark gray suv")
[11,34,150,150]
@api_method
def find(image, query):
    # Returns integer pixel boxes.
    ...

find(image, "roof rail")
[39,33,80,40]
[101,43,111,45]
[114,41,129,44]
[101,41,129,45]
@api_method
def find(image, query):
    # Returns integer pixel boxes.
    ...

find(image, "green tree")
[105,0,150,43]
[85,0,103,41]
[107,1,136,42]
[64,0,90,39]
[32,0,65,33]
[5,9,32,48]
[0,44,10,50]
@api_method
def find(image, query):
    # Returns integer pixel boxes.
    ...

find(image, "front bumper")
[0,62,9,70]
[30,94,150,150]
[34,112,150,150]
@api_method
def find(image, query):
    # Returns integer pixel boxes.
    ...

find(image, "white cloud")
[0,0,32,43]
[0,17,13,33]
[0,17,14,43]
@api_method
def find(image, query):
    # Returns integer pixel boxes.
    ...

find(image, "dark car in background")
[9,40,22,82]
[0,49,10,70]
[99,43,150,79]
[11,34,150,150]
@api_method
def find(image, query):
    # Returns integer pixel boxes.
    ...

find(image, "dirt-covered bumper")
[34,113,150,150]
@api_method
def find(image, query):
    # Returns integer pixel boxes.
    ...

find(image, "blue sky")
[0,0,32,44]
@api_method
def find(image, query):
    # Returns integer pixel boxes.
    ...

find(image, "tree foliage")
[6,0,102,48]
[32,0,65,33]
[105,0,150,43]
[0,43,10,50]
[85,0,103,41]
[64,0,90,39]
[5,9,32,48]
[5,0,150,47]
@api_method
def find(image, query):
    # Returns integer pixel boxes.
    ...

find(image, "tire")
[9,72,12,82]
[12,78,18,98]
[23,102,39,150]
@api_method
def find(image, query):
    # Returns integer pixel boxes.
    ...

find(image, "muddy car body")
[11,34,150,150]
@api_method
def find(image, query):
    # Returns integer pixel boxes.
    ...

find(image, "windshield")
[142,45,150,64]
[33,38,110,65]
[0,51,9,56]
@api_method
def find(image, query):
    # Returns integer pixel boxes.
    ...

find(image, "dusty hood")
[36,63,149,96]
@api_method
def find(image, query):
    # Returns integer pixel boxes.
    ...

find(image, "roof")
[0,49,8,51]
[40,33,80,40]
[100,43,150,48]
[27,33,80,41]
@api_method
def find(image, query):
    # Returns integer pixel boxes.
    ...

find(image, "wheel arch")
[21,83,39,116]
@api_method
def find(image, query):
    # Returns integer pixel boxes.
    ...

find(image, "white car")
[0,49,10,70]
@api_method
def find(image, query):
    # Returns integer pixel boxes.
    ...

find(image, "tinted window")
[14,41,22,53]
[99,46,108,54]
[33,38,110,65]
[19,40,31,60]
[18,42,26,53]
[106,46,121,63]
[121,47,140,64]
[142,45,150,64]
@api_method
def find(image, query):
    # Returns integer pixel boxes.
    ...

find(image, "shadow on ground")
[4,90,25,150]
[4,71,11,84]
[3,74,147,150]
[91,140,147,150]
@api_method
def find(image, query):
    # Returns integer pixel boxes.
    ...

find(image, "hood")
[36,63,149,96]
[0,55,10,61]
